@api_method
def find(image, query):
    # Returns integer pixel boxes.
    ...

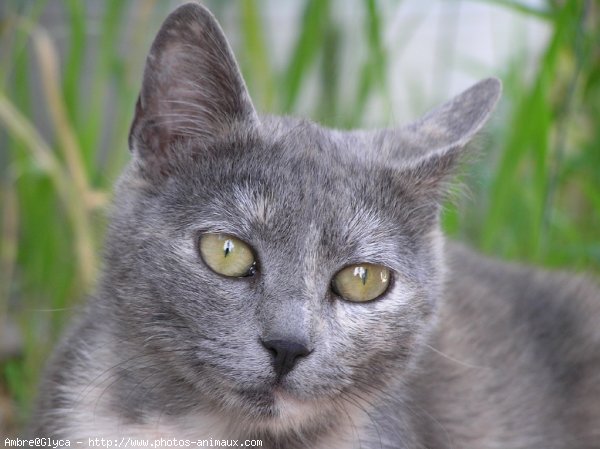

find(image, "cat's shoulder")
[407,242,600,448]
[444,240,600,342]
[443,240,600,361]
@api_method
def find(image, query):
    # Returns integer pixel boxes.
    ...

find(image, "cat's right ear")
[392,78,502,196]
[128,2,257,173]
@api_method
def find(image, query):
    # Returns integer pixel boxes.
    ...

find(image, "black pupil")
[360,268,368,285]
[223,239,234,257]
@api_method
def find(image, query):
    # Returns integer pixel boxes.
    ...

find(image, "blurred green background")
[0,0,598,435]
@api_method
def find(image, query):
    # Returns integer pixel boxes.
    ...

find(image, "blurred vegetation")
[0,0,598,433]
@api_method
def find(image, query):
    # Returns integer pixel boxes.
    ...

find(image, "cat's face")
[104,3,500,428]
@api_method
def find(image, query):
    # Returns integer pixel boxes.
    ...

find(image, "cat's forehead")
[174,118,418,225]
[188,157,408,270]
[258,116,350,161]
[168,121,428,253]
[211,120,388,206]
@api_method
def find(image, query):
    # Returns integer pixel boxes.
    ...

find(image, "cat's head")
[105,2,500,430]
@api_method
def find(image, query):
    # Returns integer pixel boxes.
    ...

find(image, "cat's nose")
[261,339,311,377]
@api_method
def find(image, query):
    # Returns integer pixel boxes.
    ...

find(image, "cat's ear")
[396,77,502,191]
[128,2,257,168]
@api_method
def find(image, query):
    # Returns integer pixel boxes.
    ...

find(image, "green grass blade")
[281,0,331,113]
[240,0,275,112]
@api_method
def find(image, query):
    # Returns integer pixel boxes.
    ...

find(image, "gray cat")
[30,3,600,448]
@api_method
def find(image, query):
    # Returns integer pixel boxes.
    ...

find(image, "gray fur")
[30,3,600,448]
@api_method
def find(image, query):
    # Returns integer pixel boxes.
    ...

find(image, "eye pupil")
[223,239,234,257]
[353,266,368,285]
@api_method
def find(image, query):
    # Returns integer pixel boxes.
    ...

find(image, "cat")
[29,2,600,448]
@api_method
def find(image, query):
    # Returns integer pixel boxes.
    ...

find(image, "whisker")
[423,343,491,370]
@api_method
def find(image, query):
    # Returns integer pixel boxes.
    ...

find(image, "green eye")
[199,233,256,277]
[332,263,391,302]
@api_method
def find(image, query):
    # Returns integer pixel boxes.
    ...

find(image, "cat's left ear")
[395,77,502,191]
[128,3,257,171]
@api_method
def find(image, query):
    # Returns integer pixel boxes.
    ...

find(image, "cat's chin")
[228,384,335,432]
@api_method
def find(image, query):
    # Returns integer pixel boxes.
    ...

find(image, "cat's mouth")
[230,384,333,428]
[235,383,306,404]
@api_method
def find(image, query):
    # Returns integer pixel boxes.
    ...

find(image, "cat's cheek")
[328,282,432,366]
